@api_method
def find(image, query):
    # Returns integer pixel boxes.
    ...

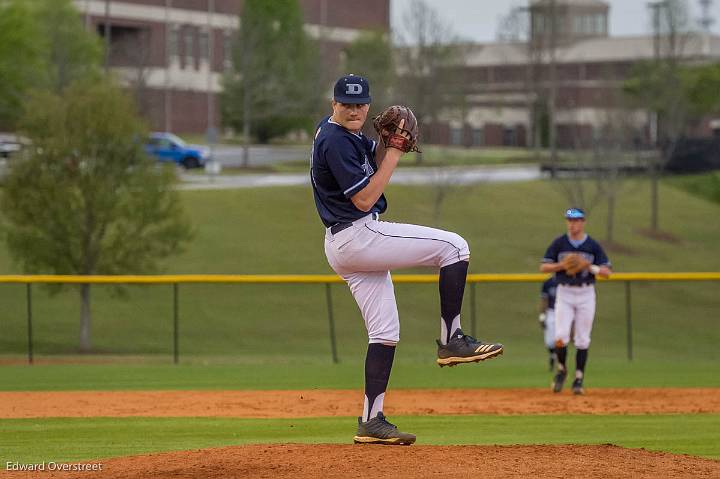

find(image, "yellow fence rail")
[3,273,719,365]
[0,272,719,284]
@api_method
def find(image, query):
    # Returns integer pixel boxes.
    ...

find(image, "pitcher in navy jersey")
[311,74,503,445]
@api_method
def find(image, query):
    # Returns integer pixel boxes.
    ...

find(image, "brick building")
[74,0,390,134]
[427,0,720,148]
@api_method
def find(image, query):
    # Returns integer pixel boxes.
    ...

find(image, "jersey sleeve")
[593,241,612,267]
[542,238,560,263]
[323,136,370,199]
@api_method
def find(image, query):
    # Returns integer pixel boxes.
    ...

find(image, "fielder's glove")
[373,105,421,153]
[560,253,591,276]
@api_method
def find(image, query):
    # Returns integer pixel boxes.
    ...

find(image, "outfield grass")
[2,414,718,463]
[0,179,718,367]
[0,358,718,391]
[665,171,720,205]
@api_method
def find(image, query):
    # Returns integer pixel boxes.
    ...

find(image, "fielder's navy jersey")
[311,116,386,227]
[542,234,611,286]
[540,276,558,310]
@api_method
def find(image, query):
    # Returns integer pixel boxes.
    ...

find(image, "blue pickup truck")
[144,132,210,169]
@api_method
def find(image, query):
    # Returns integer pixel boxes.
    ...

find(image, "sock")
[362,343,396,422]
[576,348,588,379]
[556,346,568,372]
[439,260,469,344]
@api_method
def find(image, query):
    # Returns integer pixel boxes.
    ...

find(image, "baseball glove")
[560,253,591,276]
[372,105,421,153]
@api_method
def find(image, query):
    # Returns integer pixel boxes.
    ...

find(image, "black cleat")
[436,328,503,367]
[552,369,567,393]
[572,378,584,395]
[353,412,416,445]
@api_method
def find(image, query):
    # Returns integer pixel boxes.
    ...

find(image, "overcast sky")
[390,0,720,43]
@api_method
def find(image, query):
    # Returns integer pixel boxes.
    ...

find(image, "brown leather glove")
[372,105,421,153]
[560,253,591,276]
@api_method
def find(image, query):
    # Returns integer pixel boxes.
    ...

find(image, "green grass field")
[1,176,719,467]
[3,415,719,464]
[0,177,718,363]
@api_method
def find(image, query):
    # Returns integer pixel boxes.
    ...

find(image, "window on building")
[199,29,209,61]
[503,127,517,147]
[169,25,179,60]
[223,30,233,70]
[594,14,605,34]
[450,127,463,146]
[573,15,583,34]
[533,14,546,34]
[184,27,194,68]
[472,128,484,146]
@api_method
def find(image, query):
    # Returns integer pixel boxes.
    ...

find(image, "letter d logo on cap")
[346,83,362,95]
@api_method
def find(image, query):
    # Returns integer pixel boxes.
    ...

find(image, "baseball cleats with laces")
[353,412,416,445]
[436,328,504,367]
[572,377,584,395]
[552,369,567,393]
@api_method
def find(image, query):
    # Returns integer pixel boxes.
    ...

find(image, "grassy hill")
[0,178,718,370]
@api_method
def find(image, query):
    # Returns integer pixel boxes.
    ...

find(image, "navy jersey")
[311,116,386,227]
[542,234,611,286]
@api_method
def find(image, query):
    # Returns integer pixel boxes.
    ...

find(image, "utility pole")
[647,0,665,232]
[103,0,112,72]
[164,0,173,132]
[698,0,715,33]
[548,0,559,173]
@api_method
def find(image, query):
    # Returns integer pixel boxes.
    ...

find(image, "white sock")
[575,370,584,380]
[439,314,462,345]
[362,392,385,422]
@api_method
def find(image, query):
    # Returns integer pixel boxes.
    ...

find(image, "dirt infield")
[1,387,719,418]
[3,444,720,479]
[3,388,718,478]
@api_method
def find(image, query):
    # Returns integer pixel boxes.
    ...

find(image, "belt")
[330,212,378,235]
[330,222,353,235]
[559,282,593,288]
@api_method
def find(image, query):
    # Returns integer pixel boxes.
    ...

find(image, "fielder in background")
[538,275,558,371]
[539,208,612,395]
[311,74,503,445]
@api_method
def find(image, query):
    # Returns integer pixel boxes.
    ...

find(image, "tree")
[343,30,395,118]
[394,0,467,163]
[624,0,694,233]
[35,0,103,93]
[222,0,320,166]
[0,79,192,352]
[682,63,720,119]
[0,0,102,129]
[0,1,46,128]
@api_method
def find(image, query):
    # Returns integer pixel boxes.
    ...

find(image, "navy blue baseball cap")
[333,74,371,104]
[565,207,586,220]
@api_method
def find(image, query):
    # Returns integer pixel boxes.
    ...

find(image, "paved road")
[178,165,542,190]
[211,145,308,167]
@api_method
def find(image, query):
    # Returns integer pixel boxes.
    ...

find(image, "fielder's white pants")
[554,284,596,349]
[324,214,470,344]
[544,309,556,349]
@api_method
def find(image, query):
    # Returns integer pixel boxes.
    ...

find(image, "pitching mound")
[3,444,719,478]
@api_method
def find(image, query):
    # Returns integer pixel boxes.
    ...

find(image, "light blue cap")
[565,208,586,219]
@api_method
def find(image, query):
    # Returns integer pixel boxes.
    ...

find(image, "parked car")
[0,133,24,159]
[144,132,210,169]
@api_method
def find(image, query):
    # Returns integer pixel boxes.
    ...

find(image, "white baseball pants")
[543,309,556,349]
[554,284,596,349]
[324,214,470,344]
